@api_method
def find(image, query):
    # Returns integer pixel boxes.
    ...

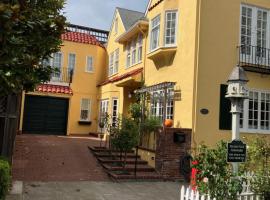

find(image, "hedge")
[0,158,11,200]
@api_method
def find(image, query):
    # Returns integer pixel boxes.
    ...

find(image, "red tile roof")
[36,84,73,95]
[61,32,105,48]
[98,67,143,86]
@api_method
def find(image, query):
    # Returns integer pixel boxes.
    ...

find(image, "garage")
[23,95,69,135]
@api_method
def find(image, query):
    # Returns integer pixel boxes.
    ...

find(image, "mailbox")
[174,132,186,143]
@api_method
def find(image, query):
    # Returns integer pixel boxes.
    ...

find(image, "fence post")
[180,186,185,200]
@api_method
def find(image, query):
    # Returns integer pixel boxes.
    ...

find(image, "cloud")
[63,0,149,30]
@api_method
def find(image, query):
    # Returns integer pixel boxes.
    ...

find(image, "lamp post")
[226,65,249,174]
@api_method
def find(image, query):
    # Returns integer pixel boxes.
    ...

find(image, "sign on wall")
[227,140,247,163]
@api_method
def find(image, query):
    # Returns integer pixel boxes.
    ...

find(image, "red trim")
[36,84,73,95]
[98,67,143,86]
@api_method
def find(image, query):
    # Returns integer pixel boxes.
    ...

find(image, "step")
[102,164,155,172]
[108,171,163,180]
[97,157,148,165]
[94,152,140,159]
[89,146,134,153]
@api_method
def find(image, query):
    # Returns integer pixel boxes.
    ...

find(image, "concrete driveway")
[12,134,109,182]
[7,181,181,200]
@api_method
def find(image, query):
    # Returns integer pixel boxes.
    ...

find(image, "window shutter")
[219,84,232,130]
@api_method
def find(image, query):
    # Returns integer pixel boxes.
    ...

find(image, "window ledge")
[108,73,118,78]
[240,129,270,134]
[126,61,143,69]
[78,121,92,125]
[147,46,177,61]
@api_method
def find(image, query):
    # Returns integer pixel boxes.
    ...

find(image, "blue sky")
[63,0,149,31]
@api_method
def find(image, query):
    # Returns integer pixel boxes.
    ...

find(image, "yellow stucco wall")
[145,0,198,129]
[19,40,107,135]
[193,0,270,147]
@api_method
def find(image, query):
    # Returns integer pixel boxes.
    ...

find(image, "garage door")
[23,95,69,135]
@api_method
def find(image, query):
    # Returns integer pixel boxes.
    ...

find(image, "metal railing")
[50,67,73,84]
[67,24,109,44]
[238,45,270,73]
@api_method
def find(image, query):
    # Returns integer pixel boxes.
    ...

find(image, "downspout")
[192,0,202,150]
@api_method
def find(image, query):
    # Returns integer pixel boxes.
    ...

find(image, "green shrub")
[0,158,11,200]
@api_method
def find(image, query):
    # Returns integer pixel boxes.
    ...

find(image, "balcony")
[49,67,73,85]
[238,45,270,74]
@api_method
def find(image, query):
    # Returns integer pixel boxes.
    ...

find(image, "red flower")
[192,160,199,165]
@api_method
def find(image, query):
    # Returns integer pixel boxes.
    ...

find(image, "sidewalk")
[6,181,182,200]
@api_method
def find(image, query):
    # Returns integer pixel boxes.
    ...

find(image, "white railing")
[180,175,261,200]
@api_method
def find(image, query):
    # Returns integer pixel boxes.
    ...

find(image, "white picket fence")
[180,172,261,200]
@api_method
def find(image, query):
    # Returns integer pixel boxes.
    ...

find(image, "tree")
[0,0,66,95]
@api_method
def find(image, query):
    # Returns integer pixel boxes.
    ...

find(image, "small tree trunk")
[123,150,127,169]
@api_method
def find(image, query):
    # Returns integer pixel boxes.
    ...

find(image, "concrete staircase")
[89,146,162,181]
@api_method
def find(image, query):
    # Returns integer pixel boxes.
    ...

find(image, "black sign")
[227,140,247,163]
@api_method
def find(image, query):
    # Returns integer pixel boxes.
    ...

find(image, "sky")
[63,0,149,31]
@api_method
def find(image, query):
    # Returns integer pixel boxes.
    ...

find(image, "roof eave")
[115,20,149,43]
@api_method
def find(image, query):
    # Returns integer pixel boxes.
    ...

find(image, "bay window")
[150,89,174,121]
[131,40,137,65]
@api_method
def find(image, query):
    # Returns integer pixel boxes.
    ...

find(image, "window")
[165,11,177,46]
[240,89,270,133]
[108,49,119,76]
[150,15,160,51]
[68,53,75,79]
[114,49,119,73]
[126,44,131,68]
[86,56,93,72]
[112,98,119,127]
[150,89,174,121]
[80,99,91,121]
[109,52,114,76]
[240,5,268,60]
[131,40,137,65]
[99,99,109,130]
[52,52,62,79]
[115,18,118,34]
[137,34,143,62]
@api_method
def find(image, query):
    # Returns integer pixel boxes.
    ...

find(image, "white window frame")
[114,49,119,74]
[164,10,178,47]
[68,53,76,80]
[240,88,270,134]
[131,40,137,65]
[80,98,91,121]
[150,89,174,121]
[51,52,62,81]
[111,98,119,127]
[137,34,143,62]
[109,52,114,76]
[150,14,161,52]
[126,44,131,68]
[86,56,94,73]
[240,4,270,64]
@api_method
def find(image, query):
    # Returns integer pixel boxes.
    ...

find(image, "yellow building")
[100,0,270,166]
[19,26,108,136]
[19,0,270,168]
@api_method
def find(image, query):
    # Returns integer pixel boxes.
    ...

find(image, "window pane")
[165,11,177,46]
[86,56,93,72]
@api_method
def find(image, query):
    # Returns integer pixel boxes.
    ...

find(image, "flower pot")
[164,119,173,127]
